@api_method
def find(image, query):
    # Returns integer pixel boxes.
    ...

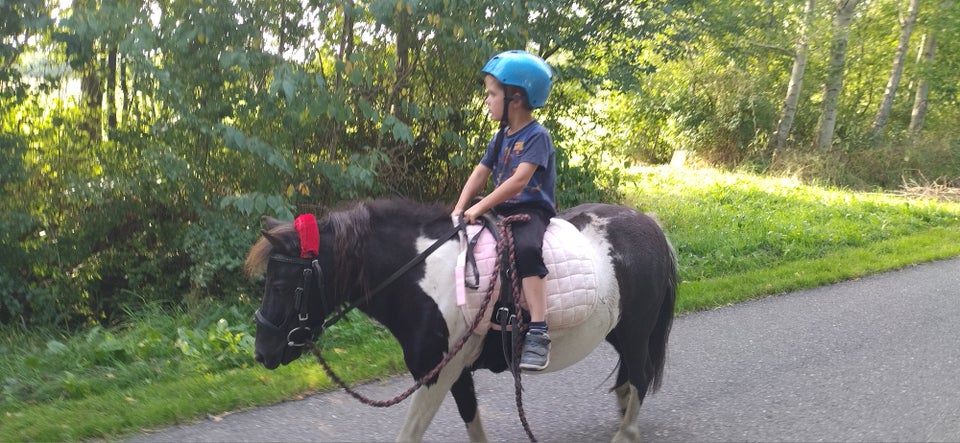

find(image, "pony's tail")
[647,244,678,394]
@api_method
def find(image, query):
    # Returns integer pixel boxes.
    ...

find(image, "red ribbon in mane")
[294,214,320,258]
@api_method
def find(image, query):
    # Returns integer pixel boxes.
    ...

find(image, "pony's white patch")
[416,234,468,344]
[577,214,619,307]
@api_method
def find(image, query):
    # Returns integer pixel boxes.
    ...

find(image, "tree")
[817,0,861,149]
[909,0,955,134]
[770,0,817,153]
[908,31,935,134]
[869,0,922,138]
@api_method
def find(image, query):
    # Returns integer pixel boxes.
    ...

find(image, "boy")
[452,50,556,371]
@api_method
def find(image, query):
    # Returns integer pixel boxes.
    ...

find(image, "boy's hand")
[463,207,482,224]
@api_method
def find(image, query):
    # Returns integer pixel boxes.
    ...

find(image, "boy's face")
[483,75,505,121]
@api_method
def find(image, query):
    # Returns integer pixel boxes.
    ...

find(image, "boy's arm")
[462,162,537,223]
[453,164,492,217]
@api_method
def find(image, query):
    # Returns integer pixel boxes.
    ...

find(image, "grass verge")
[2,337,406,442]
[677,226,960,312]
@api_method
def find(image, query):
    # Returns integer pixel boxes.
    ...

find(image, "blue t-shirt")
[479,121,557,216]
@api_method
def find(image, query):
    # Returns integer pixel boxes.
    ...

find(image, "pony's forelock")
[243,224,295,278]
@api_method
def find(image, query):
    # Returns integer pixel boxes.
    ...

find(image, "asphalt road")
[131,257,960,442]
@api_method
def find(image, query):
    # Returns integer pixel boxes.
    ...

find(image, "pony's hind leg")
[451,370,489,442]
[612,382,643,443]
[606,330,653,442]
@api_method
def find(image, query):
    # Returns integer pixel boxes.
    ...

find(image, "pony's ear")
[261,215,285,231]
[260,230,288,252]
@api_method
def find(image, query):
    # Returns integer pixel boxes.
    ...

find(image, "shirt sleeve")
[515,128,551,169]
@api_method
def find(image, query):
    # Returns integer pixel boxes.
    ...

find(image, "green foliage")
[179,211,261,297]
[4,0,960,331]
[555,146,624,210]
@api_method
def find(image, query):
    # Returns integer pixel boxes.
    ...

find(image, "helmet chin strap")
[501,94,521,127]
[493,94,518,160]
[501,96,512,127]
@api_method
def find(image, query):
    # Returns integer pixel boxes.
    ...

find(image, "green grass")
[3,166,960,442]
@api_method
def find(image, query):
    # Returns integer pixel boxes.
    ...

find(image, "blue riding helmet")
[481,50,553,109]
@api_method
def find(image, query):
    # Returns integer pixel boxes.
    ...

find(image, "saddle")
[454,214,599,336]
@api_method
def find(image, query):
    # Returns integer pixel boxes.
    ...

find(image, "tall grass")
[626,167,960,281]
[3,166,960,441]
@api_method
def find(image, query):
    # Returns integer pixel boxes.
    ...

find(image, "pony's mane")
[243,199,450,299]
[327,202,371,303]
[242,201,375,304]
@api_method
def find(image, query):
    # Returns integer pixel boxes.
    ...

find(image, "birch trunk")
[770,0,817,153]
[869,0,922,138]
[817,0,861,149]
[909,33,935,134]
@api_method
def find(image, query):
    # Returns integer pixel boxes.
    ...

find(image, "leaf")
[254,194,267,214]
[216,124,292,175]
[266,195,282,213]
[391,121,414,144]
[282,76,296,101]
[358,98,377,120]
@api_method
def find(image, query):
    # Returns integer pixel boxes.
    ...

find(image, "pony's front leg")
[396,360,473,442]
[451,369,488,442]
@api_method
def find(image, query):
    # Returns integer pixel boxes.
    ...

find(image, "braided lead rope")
[498,214,536,442]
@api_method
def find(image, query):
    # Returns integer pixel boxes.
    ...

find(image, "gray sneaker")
[519,331,551,371]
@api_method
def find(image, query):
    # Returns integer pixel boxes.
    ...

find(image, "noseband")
[255,254,324,347]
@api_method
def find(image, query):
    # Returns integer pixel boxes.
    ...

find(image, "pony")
[244,198,677,442]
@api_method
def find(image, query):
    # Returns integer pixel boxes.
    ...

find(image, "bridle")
[254,254,324,347]
[254,221,466,348]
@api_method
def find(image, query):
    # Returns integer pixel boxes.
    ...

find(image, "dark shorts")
[495,203,553,279]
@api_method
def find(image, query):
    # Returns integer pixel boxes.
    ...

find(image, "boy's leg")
[520,274,551,371]
[507,207,552,371]
[522,275,546,323]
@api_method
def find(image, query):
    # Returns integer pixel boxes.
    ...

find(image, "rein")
[317,221,466,333]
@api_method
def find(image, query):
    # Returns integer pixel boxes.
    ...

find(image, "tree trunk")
[869,0,921,138]
[328,0,356,160]
[393,3,413,123]
[106,45,118,132]
[80,53,102,142]
[770,0,816,153]
[816,0,861,149]
[908,33,935,134]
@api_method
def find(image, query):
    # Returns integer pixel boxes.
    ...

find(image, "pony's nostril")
[254,352,265,363]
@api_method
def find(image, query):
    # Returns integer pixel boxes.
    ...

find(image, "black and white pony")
[245,199,677,442]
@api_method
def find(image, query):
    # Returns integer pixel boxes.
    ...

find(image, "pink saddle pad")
[455,218,599,335]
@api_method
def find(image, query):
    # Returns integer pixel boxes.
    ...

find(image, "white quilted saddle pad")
[455,218,599,335]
